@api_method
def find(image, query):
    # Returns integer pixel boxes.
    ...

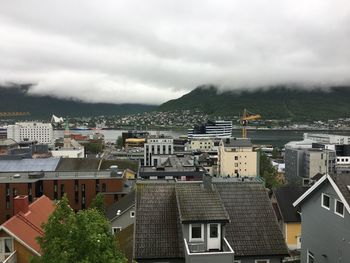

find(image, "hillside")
[0,85,156,119]
[159,85,350,121]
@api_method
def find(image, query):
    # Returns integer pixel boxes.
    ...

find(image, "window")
[189,224,204,242]
[112,227,122,235]
[335,199,344,217]
[130,211,135,218]
[102,183,106,192]
[234,156,238,160]
[307,250,315,263]
[321,194,330,210]
[255,260,269,263]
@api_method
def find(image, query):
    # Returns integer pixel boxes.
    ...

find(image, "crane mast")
[240,109,261,139]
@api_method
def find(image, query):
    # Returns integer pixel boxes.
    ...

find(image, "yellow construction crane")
[240,109,261,139]
[0,112,31,117]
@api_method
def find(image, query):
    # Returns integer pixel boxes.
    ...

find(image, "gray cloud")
[0,0,350,104]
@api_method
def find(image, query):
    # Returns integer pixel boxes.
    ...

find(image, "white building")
[7,122,53,144]
[218,138,258,177]
[188,120,232,139]
[51,139,84,158]
[303,133,350,145]
[189,138,215,151]
[144,136,174,166]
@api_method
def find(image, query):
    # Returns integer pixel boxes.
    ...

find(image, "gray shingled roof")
[176,182,229,223]
[134,180,288,260]
[106,191,135,221]
[215,182,288,257]
[134,182,183,260]
[274,186,308,223]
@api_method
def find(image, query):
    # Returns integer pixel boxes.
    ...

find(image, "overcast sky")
[0,0,349,105]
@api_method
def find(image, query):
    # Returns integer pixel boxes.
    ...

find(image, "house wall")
[218,145,258,177]
[300,182,350,263]
[111,206,135,231]
[14,239,37,263]
[285,222,301,250]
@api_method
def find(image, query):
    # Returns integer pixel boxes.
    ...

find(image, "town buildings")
[188,120,232,139]
[304,133,350,145]
[133,177,288,263]
[0,195,55,263]
[189,138,215,152]
[143,135,174,166]
[139,154,205,180]
[272,186,308,251]
[218,138,258,177]
[106,191,135,235]
[0,158,131,224]
[7,123,53,144]
[293,174,350,262]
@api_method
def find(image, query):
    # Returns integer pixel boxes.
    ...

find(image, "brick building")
[0,171,129,224]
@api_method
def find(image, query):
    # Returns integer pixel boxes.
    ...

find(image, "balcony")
[184,238,234,263]
[2,251,17,263]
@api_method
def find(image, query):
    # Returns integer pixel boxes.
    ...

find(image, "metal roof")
[0,158,60,172]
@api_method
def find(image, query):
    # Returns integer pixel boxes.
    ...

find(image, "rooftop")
[0,158,60,172]
[221,138,253,148]
[106,191,135,221]
[1,195,55,254]
[274,186,309,223]
[176,182,229,223]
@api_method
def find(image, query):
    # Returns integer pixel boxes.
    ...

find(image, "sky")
[0,0,349,105]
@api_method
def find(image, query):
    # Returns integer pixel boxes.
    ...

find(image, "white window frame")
[0,237,14,255]
[321,193,330,210]
[307,250,315,263]
[130,211,135,218]
[112,227,122,235]
[334,199,345,218]
[189,224,204,242]
[255,260,270,263]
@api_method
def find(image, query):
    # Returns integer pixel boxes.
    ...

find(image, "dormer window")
[335,199,344,217]
[189,224,204,242]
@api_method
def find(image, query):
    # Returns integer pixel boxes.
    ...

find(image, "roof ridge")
[16,212,44,236]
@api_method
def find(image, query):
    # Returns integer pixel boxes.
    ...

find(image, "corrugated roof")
[0,158,60,172]
[175,183,229,223]
[1,195,55,253]
[215,182,288,257]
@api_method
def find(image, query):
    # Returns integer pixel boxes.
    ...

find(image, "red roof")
[1,195,55,254]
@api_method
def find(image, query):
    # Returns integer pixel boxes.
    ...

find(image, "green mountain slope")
[159,85,350,120]
[0,85,156,119]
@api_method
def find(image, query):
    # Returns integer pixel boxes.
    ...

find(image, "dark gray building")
[293,174,350,262]
[134,177,288,263]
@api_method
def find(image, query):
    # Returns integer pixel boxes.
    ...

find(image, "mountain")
[0,85,156,119]
[159,85,350,121]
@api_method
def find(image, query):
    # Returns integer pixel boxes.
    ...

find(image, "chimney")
[14,195,29,215]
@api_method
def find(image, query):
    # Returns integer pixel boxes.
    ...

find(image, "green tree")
[90,193,106,216]
[116,136,123,149]
[259,151,281,189]
[35,195,127,263]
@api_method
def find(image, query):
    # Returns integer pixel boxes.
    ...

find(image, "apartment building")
[188,120,232,139]
[143,135,173,166]
[218,138,258,177]
[189,138,214,151]
[7,122,53,144]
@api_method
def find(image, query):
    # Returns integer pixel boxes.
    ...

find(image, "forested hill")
[0,85,156,119]
[159,85,350,121]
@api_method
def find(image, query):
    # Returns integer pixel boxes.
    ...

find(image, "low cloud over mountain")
[1,0,349,104]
